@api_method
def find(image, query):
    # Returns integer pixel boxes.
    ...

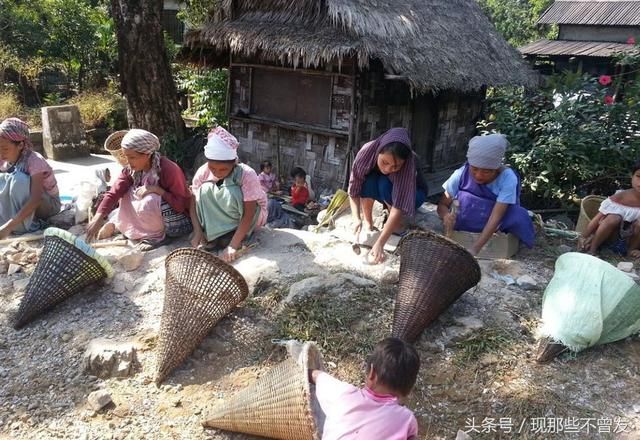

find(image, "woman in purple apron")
[437,134,535,256]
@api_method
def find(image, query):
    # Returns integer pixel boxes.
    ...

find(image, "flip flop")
[136,237,170,252]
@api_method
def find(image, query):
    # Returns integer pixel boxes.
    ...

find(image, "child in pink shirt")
[310,337,420,440]
[258,160,279,193]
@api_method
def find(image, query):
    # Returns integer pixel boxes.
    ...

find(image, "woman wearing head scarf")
[86,129,192,250]
[190,127,268,262]
[0,118,61,239]
[437,133,535,255]
[348,127,428,264]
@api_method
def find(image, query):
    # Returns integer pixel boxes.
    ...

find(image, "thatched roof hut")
[185,0,536,195]
[187,0,536,93]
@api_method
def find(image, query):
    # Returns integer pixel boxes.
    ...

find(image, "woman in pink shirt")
[86,129,192,250]
[310,337,420,440]
[0,118,61,238]
[190,127,267,262]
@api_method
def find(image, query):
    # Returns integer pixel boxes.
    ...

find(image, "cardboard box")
[451,231,519,259]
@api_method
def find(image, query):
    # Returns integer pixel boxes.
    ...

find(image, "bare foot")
[97,222,116,240]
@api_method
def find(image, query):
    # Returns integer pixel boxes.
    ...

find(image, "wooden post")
[342,69,359,190]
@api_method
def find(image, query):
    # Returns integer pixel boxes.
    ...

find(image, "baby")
[290,167,310,211]
[310,337,420,440]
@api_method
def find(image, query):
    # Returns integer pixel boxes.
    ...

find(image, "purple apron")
[454,164,535,248]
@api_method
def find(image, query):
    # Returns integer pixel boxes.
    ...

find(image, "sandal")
[136,237,170,252]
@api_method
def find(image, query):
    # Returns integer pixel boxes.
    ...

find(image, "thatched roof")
[186,0,537,92]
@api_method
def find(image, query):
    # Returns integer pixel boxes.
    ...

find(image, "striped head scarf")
[121,129,161,187]
[0,118,33,173]
[348,127,419,216]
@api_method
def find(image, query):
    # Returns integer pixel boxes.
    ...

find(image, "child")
[86,129,192,250]
[0,118,61,239]
[310,337,420,440]
[579,161,640,257]
[190,127,268,262]
[437,133,535,256]
[258,160,279,193]
[290,167,310,211]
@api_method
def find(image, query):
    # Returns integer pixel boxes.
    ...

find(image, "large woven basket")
[203,342,323,440]
[392,230,482,342]
[155,248,249,384]
[104,130,129,167]
[575,195,605,234]
[13,228,114,329]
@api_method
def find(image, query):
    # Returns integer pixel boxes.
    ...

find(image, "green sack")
[539,252,640,352]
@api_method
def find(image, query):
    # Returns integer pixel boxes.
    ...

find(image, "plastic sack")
[74,179,99,224]
[538,252,640,352]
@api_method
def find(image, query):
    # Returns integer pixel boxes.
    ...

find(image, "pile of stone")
[0,242,41,276]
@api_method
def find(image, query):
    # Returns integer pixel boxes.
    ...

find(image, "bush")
[479,66,640,209]
[174,66,228,129]
[0,91,23,120]
[68,90,127,129]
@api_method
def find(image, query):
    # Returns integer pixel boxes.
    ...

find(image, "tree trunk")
[110,0,185,140]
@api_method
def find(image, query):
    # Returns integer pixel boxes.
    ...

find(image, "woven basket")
[104,130,129,167]
[155,248,249,384]
[575,195,605,234]
[392,230,482,342]
[203,342,323,440]
[13,228,114,329]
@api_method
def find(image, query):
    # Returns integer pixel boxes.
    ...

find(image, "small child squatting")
[309,337,420,440]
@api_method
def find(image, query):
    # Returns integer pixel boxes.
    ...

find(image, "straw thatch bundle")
[186,0,536,93]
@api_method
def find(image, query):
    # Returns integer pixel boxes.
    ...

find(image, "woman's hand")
[0,222,13,240]
[221,246,238,262]
[135,185,164,198]
[578,234,592,251]
[86,216,106,242]
[368,241,386,264]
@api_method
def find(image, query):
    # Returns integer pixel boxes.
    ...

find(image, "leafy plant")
[0,91,23,120]
[174,65,228,129]
[479,52,640,208]
[68,89,127,129]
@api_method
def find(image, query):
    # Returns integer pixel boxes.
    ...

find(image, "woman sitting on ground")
[190,127,268,262]
[86,129,192,250]
[0,118,61,239]
[437,133,535,256]
[348,127,427,264]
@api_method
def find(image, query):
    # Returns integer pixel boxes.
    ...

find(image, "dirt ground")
[0,220,639,440]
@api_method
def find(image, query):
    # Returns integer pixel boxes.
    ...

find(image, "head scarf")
[121,129,161,186]
[348,127,419,216]
[466,134,509,170]
[204,127,239,161]
[0,118,33,173]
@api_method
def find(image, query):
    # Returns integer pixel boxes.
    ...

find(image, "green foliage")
[174,65,228,128]
[68,89,127,129]
[477,0,556,46]
[178,0,218,28]
[479,49,640,208]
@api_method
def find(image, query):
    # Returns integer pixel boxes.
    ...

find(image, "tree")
[110,0,185,139]
[477,0,556,47]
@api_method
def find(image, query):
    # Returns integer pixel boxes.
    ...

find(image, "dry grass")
[0,92,23,120]
[68,90,126,129]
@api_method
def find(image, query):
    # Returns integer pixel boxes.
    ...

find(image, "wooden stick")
[0,233,44,246]
[92,240,129,249]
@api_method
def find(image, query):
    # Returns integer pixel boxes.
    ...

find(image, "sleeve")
[407,414,418,439]
[442,167,464,198]
[314,372,356,414]
[26,154,50,176]
[348,141,375,198]
[240,165,266,202]
[96,170,133,216]
[159,159,191,214]
[496,169,518,204]
[191,164,209,193]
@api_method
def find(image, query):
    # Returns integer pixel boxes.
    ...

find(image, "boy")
[310,337,420,440]
[290,167,310,211]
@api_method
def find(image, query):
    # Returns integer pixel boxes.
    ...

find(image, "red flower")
[628,36,636,45]
[604,95,615,105]
[598,75,612,86]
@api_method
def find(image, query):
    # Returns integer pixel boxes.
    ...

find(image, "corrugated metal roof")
[538,1,640,26]
[519,38,633,57]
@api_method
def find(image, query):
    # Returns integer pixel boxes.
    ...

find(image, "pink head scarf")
[0,118,33,171]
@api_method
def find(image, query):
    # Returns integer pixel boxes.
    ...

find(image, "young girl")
[437,133,535,256]
[348,128,427,264]
[0,118,61,239]
[190,127,268,262]
[290,167,310,211]
[310,337,420,440]
[579,162,640,257]
[86,129,192,250]
[258,160,279,193]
